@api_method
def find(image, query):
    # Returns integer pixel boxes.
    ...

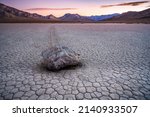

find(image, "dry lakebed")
[0,23,150,100]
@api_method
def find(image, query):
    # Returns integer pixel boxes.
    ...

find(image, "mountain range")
[0,3,150,23]
[87,13,120,21]
[60,13,93,22]
[102,8,150,23]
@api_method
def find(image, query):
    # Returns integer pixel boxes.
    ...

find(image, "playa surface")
[0,23,150,100]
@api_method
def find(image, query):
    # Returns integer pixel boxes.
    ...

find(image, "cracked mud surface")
[0,23,150,100]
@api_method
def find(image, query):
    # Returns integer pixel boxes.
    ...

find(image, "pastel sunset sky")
[0,0,150,16]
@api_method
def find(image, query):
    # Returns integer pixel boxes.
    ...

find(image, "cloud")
[101,1,150,8]
[26,8,77,11]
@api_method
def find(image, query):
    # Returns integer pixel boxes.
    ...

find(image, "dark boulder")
[41,46,80,71]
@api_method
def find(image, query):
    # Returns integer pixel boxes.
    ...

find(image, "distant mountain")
[88,13,120,21]
[0,3,59,22]
[45,14,59,21]
[59,13,93,22]
[103,8,150,23]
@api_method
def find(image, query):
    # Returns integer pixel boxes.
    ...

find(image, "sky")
[0,0,150,17]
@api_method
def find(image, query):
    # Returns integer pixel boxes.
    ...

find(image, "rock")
[41,46,80,71]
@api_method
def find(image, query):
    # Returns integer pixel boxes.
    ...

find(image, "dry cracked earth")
[0,23,150,100]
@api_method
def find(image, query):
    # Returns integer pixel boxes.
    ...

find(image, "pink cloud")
[26,8,77,11]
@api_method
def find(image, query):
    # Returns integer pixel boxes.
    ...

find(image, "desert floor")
[0,23,150,100]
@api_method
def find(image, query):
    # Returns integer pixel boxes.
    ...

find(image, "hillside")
[102,8,150,23]
[0,3,59,23]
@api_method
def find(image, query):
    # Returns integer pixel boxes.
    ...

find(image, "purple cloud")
[101,1,149,8]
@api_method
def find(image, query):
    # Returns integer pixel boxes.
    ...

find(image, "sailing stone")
[41,46,80,71]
